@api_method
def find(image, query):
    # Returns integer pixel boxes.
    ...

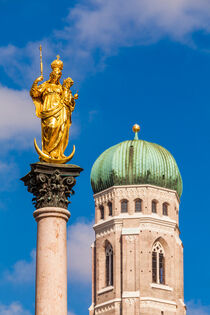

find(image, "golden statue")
[30,46,78,164]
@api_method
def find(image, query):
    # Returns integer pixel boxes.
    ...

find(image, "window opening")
[121,200,128,213]
[152,251,157,283]
[106,243,113,286]
[99,205,104,220]
[135,199,142,212]
[152,241,165,284]
[163,203,168,216]
[108,202,112,216]
[152,200,157,213]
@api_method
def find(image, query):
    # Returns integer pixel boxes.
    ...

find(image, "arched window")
[99,205,104,220]
[135,199,142,212]
[121,199,128,213]
[108,202,112,216]
[152,241,165,284]
[163,203,168,216]
[152,200,157,213]
[105,242,113,286]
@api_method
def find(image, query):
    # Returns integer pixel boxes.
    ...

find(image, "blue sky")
[0,0,210,314]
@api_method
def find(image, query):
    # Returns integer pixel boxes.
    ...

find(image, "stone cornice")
[150,283,173,291]
[93,214,182,241]
[97,286,114,295]
[94,298,121,309]
[94,214,176,230]
[140,296,177,306]
[93,218,122,232]
[122,291,140,298]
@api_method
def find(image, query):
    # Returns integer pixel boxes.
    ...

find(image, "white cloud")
[3,220,94,286]
[0,85,79,146]
[61,0,210,49]
[4,250,36,284]
[2,0,210,87]
[0,302,32,315]
[1,1,210,140]
[187,301,210,315]
[67,220,94,283]
[0,85,39,146]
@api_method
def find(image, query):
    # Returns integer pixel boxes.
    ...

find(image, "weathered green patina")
[90,139,182,197]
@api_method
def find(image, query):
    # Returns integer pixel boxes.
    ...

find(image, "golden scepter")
[40,44,43,77]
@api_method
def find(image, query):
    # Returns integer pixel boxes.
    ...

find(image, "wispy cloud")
[187,301,210,315]
[0,85,79,146]
[4,250,36,284]
[0,85,39,146]
[67,220,94,283]
[0,302,32,315]
[1,0,209,142]
[1,0,210,88]
[3,220,94,286]
[60,0,210,49]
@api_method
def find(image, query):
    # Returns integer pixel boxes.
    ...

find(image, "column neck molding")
[33,207,71,222]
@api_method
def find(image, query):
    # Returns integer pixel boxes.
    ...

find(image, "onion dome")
[91,125,183,197]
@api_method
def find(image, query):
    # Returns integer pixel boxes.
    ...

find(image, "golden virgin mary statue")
[30,52,78,164]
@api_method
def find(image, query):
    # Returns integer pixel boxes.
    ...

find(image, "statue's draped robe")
[30,81,75,159]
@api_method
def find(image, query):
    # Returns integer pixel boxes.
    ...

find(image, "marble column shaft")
[21,162,83,315]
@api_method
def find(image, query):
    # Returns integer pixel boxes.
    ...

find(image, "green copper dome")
[91,137,182,197]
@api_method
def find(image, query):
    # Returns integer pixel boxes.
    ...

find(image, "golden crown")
[51,55,63,70]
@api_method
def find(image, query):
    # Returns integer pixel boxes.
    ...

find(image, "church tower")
[89,125,186,315]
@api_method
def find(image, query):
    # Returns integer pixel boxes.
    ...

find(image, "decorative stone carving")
[95,303,117,314]
[125,298,135,305]
[96,227,114,239]
[95,189,115,206]
[21,162,83,209]
[125,235,137,242]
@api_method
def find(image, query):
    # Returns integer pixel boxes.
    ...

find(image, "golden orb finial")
[132,124,140,133]
[132,124,140,140]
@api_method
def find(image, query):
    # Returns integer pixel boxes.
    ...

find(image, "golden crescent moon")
[34,138,75,164]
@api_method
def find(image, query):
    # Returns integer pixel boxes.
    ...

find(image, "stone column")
[21,162,83,315]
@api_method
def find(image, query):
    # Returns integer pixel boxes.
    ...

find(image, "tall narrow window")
[159,253,165,284]
[163,203,168,216]
[152,200,157,213]
[152,251,157,283]
[106,242,113,286]
[108,202,112,216]
[99,205,104,220]
[121,199,128,213]
[152,241,165,284]
[135,199,142,212]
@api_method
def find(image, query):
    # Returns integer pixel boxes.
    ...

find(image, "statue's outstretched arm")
[30,75,44,98]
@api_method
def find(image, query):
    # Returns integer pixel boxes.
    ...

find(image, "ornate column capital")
[21,162,83,209]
